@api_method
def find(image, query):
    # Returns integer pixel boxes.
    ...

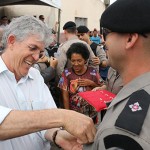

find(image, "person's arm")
[41,67,55,83]
[52,21,59,34]
[96,46,108,68]
[62,89,70,109]
[33,63,55,83]
[0,108,96,144]
[45,128,83,150]
[58,70,70,109]
[56,46,68,78]
[86,43,99,70]
[34,56,58,83]
[40,57,58,82]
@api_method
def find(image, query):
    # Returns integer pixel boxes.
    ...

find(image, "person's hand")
[92,86,103,91]
[78,78,94,87]
[61,109,96,144]
[50,56,58,68]
[37,55,48,63]
[92,85,107,91]
[56,130,83,150]
[45,128,83,150]
[92,57,100,65]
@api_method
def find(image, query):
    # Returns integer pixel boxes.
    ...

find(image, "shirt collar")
[68,35,78,41]
[109,71,150,108]
[0,56,34,80]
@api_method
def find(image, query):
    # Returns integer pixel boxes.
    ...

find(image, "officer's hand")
[62,109,96,144]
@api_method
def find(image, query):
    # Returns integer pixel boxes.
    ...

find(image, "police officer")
[55,21,100,78]
[84,0,150,149]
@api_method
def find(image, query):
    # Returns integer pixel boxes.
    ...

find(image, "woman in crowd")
[58,42,106,121]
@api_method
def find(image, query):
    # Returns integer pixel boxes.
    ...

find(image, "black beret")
[63,21,76,30]
[77,26,89,33]
[100,0,150,33]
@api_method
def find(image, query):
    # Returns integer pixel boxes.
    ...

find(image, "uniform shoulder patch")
[115,89,150,135]
[104,134,143,150]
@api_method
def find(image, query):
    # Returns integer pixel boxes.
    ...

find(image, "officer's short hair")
[63,21,76,33]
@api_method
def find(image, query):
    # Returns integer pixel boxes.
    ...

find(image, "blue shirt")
[90,36,101,44]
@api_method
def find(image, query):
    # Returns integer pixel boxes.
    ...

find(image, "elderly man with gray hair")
[0,16,96,150]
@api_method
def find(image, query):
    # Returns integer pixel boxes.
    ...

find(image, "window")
[75,17,87,27]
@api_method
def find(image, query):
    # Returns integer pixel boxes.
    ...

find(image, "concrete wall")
[60,0,105,32]
[58,0,105,42]
[0,0,105,43]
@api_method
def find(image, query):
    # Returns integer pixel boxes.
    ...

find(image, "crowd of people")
[0,0,150,149]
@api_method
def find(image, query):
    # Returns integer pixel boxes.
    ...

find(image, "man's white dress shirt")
[0,57,56,150]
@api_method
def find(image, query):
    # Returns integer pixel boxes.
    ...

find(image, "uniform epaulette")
[115,89,150,135]
[104,134,143,150]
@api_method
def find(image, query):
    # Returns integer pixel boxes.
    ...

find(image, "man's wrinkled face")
[7,35,45,81]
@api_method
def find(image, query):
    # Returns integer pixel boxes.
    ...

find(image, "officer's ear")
[125,33,138,49]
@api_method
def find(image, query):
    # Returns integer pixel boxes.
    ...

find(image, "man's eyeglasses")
[24,43,45,59]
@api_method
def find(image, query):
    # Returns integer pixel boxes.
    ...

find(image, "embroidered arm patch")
[115,89,150,135]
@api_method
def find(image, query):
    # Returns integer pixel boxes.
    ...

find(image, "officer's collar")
[108,71,150,108]
[68,35,78,41]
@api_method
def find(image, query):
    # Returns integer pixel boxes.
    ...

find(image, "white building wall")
[60,0,105,32]
[0,0,105,42]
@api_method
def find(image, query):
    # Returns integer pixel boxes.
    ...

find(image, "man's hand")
[56,130,83,150]
[61,110,96,144]
[92,57,100,65]
[45,129,83,150]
